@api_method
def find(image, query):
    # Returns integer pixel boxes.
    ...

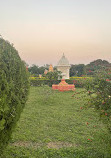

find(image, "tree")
[28,65,40,76]
[86,59,111,76]
[70,64,86,77]
[28,65,46,76]
[46,71,62,80]
[0,38,29,153]
[39,66,46,74]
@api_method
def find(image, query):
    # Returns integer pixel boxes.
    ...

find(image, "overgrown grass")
[2,86,111,158]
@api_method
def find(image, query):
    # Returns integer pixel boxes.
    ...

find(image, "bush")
[0,38,29,153]
[84,69,111,132]
[69,77,93,88]
[30,79,60,87]
[30,77,92,88]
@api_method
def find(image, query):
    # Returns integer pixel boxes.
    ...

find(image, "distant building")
[44,64,53,75]
[57,54,70,79]
[44,69,48,75]
[49,64,53,72]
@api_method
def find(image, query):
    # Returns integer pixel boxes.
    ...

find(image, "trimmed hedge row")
[0,38,29,153]
[30,76,92,80]
[30,79,59,87]
[30,78,91,88]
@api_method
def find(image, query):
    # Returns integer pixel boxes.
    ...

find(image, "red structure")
[52,79,75,92]
[26,66,28,71]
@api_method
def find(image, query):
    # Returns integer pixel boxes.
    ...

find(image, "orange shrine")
[52,79,75,92]
[44,64,53,75]
[49,64,53,72]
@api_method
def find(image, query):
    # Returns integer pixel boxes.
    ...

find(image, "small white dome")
[57,54,70,66]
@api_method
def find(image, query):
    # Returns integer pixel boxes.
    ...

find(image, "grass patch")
[2,86,111,158]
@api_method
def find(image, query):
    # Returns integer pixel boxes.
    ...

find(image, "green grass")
[2,86,111,158]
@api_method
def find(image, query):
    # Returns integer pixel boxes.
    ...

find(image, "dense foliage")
[86,59,111,76]
[30,76,92,88]
[29,59,111,77]
[0,38,29,153]
[28,64,57,77]
[70,64,86,77]
[28,64,46,76]
[85,68,111,132]
[45,71,62,80]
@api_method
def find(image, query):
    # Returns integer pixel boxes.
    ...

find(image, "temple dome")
[57,54,70,66]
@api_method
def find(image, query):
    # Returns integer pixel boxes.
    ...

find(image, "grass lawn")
[2,86,111,158]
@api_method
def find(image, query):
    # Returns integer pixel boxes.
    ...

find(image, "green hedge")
[30,78,91,88]
[0,38,29,153]
[30,79,60,87]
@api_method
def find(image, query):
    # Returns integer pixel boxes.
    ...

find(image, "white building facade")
[57,54,70,79]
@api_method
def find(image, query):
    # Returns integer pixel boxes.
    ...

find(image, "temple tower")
[49,64,53,72]
[57,54,70,79]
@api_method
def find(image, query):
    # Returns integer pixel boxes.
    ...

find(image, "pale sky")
[0,0,111,66]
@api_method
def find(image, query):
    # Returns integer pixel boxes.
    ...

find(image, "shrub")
[30,79,60,87]
[84,68,111,132]
[0,38,29,153]
[30,77,92,88]
[69,77,93,88]
[45,71,62,80]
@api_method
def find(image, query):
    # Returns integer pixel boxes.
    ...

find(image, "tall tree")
[70,64,86,77]
[28,65,40,76]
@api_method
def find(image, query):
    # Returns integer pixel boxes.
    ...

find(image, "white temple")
[57,54,70,79]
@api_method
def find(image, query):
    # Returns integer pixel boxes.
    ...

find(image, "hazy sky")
[0,0,111,66]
